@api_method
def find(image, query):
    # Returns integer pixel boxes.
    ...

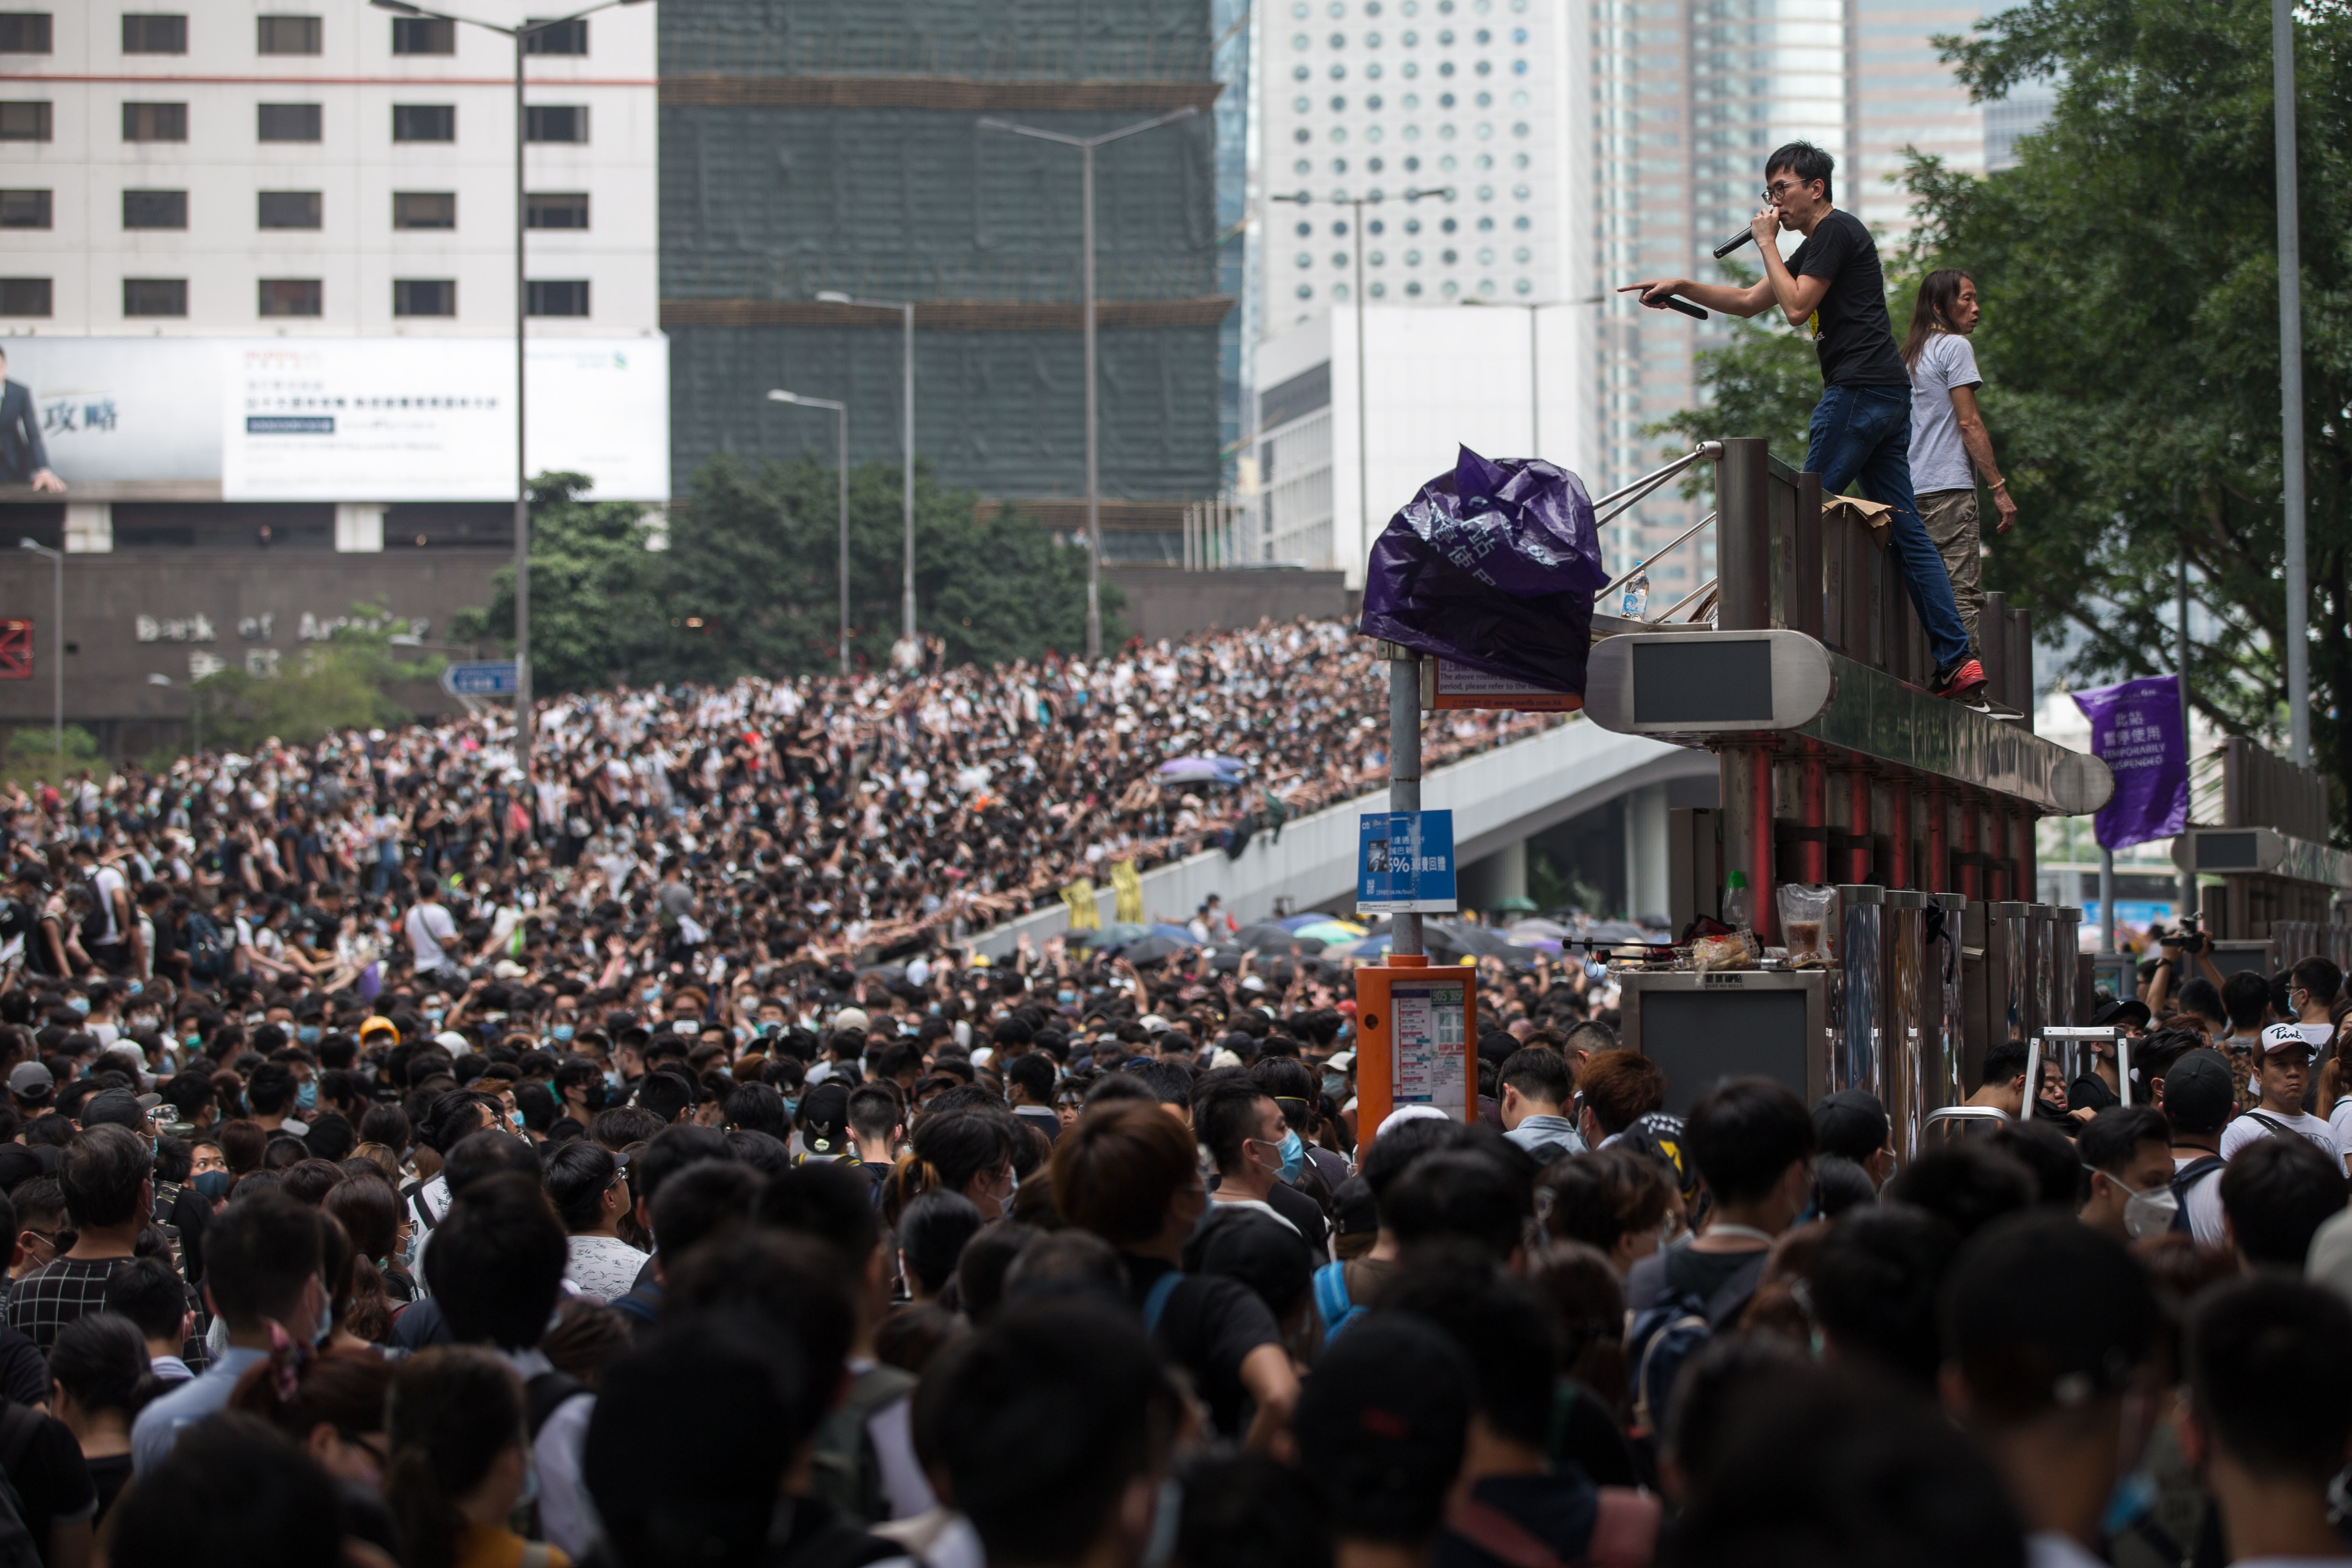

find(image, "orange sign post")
[1352,955,1475,1145]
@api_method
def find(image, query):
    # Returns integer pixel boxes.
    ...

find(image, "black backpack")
[2168,1154,2226,1236]
[184,910,230,978]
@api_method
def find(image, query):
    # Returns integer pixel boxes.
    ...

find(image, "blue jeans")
[1805,383,1972,674]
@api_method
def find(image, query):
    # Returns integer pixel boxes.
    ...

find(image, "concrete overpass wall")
[967,717,1717,955]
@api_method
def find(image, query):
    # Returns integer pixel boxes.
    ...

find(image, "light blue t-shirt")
[130,1347,269,1473]
[1908,330,1983,494]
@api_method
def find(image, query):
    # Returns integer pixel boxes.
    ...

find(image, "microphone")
[1712,227,1756,260]
[1660,296,1706,319]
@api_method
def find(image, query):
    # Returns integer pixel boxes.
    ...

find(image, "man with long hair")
[1903,269,2017,658]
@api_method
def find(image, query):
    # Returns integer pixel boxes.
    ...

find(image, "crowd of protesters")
[0,608,2349,1565]
[0,617,1557,980]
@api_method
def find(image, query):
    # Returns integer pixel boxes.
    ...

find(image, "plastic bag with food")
[1776,884,1837,967]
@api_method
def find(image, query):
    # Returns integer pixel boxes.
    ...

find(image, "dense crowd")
[0,617,1558,979]
[1,612,2352,1568]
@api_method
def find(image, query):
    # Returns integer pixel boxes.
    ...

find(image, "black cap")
[799,1082,853,1158]
[2093,997,2153,1030]
[0,1144,43,1191]
[2162,1048,2235,1136]
[1813,1089,1891,1163]
[1332,1174,1380,1238]
[79,1089,149,1131]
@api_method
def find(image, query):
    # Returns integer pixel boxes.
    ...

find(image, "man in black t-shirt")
[1623,140,1983,702]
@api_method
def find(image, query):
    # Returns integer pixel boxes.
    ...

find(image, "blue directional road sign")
[440,661,519,697]
[1357,809,1458,914]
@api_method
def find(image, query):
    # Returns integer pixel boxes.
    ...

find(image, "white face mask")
[2118,1178,2179,1241]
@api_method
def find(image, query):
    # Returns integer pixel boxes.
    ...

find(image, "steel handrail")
[1592,441,1721,526]
[1600,510,1717,600]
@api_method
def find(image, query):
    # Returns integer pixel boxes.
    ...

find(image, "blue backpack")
[1312,1260,1369,1348]
[1625,1252,1768,1435]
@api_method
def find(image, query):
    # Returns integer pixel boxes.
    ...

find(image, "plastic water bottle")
[1620,562,1650,619]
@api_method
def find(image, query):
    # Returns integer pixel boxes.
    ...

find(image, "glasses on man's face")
[1762,180,1812,203]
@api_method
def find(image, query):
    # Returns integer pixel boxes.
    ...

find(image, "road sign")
[0,621,29,681]
[1357,809,1457,913]
[440,661,518,697]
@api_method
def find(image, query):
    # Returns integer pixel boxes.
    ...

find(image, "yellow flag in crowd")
[1110,859,1144,925]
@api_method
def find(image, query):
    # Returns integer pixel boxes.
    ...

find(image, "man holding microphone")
[1621,141,1984,703]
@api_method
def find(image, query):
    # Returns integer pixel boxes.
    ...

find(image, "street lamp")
[369,0,647,761]
[1461,297,1555,460]
[978,105,1201,660]
[767,390,851,677]
[15,539,58,765]
[815,291,918,649]
[1270,185,1453,559]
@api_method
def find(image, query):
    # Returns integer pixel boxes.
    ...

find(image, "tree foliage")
[1916,0,2351,829]
[461,463,1122,690]
[190,606,442,753]
[1658,0,2350,834]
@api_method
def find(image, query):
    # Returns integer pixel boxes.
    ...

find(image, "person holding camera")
[1620,140,1983,704]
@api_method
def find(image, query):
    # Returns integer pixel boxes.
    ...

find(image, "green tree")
[190,606,442,752]
[1905,0,2351,829]
[658,453,1122,682]
[453,472,671,692]
[5,725,105,788]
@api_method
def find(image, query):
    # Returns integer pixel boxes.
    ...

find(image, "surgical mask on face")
[642,985,662,1004]
[183,1031,202,1048]
[783,1097,801,1117]
[297,1025,321,1046]
[760,1021,782,1038]
[2122,1180,2180,1241]
[1322,1071,1348,1100]
[296,1079,318,1112]
[130,1013,158,1033]
[604,1069,625,1088]
[65,996,88,1016]
[311,1278,334,1348]
[1277,1128,1306,1184]
[552,1023,575,1043]
[1058,989,1077,1006]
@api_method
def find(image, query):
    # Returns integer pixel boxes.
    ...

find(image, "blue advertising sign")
[1357,810,1458,914]
[441,660,519,697]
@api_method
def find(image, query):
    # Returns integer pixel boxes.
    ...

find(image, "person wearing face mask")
[1196,1079,1328,1254]
[2075,1107,2178,1243]
[7,1125,209,1366]
[132,1193,331,1472]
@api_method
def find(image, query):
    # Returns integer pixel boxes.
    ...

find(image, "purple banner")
[2071,675,2189,851]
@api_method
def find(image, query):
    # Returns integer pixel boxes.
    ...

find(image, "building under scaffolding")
[659,0,1228,561]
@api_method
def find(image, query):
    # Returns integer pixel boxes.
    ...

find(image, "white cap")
[1210,1048,1244,1070]
[434,1030,469,1053]
[1138,1014,1170,1035]
[1376,1105,1450,1139]
[832,1007,870,1033]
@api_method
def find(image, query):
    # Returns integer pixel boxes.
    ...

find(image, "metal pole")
[512,26,532,758]
[901,301,917,644]
[1081,140,1101,660]
[1354,199,1368,561]
[1389,652,1422,958]
[2178,546,2196,918]
[50,546,59,761]
[1528,304,1540,460]
[838,405,850,678]
[2274,0,2309,766]
[2100,845,2117,954]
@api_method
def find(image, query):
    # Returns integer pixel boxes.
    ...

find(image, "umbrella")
[1275,913,1329,932]
[1488,895,1540,915]
[1118,935,1189,965]
[1581,919,1657,945]
[1291,919,1367,944]
[1231,923,1325,955]
[1506,918,1572,943]
[1157,754,1249,786]
[1149,922,1201,945]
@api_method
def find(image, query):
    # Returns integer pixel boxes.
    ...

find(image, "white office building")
[1252,0,1596,578]
[0,0,666,551]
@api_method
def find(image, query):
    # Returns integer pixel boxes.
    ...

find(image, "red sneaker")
[1932,658,1987,702]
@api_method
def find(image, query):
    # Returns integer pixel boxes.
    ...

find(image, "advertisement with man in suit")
[0,344,68,492]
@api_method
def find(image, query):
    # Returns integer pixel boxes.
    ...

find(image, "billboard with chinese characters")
[5,336,669,501]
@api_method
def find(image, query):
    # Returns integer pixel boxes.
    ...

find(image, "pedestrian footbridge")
[967,717,1719,954]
